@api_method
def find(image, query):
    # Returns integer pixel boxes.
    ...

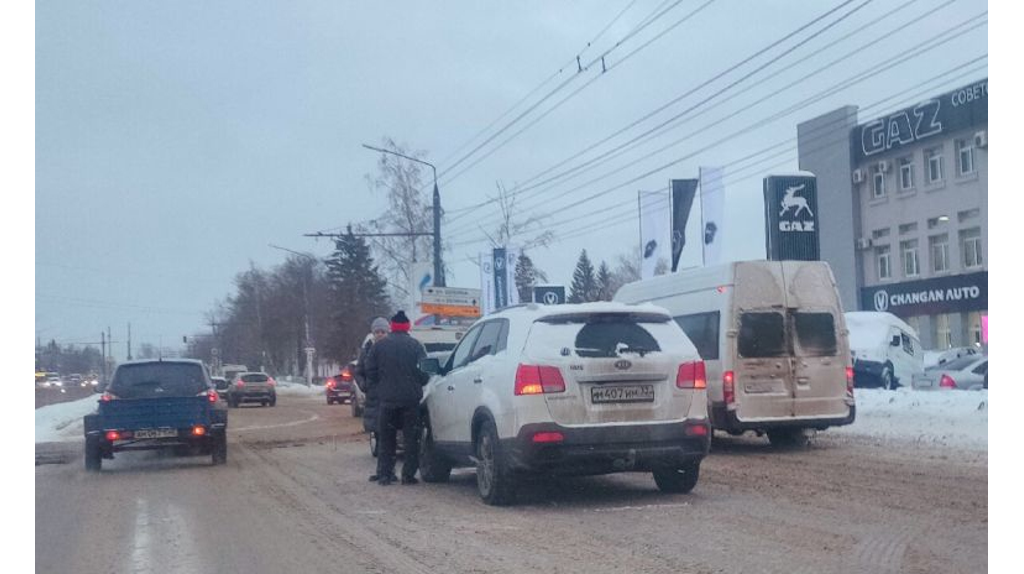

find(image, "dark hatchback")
[325,366,356,405]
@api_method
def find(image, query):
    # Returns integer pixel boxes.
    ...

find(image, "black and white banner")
[860,272,987,317]
[670,179,698,272]
[639,191,670,279]
[699,166,725,266]
[480,247,519,315]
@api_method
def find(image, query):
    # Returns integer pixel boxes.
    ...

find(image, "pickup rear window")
[109,363,208,399]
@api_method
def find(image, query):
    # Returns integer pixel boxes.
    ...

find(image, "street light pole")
[362,143,446,287]
[268,244,318,386]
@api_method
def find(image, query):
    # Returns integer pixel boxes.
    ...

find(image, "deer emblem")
[779,184,813,218]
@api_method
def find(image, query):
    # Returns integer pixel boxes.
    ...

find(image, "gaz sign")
[763,174,820,261]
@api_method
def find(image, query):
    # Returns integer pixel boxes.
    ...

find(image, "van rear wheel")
[881,365,897,390]
[653,461,700,493]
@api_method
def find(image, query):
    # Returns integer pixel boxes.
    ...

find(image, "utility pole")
[361,143,446,287]
[127,322,133,361]
[100,332,106,382]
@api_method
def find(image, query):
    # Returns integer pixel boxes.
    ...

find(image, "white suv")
[418,302,710,505]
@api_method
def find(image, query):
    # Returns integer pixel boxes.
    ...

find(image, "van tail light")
[723,371,735,404]
[676,361,707,389]
[514,365,566,395]
[940,374,957,389]
[846,366,855,394]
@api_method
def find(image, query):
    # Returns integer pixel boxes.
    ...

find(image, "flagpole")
[637,190,643,268]
[698,168,706,267]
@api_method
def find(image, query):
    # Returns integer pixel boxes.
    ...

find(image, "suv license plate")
[134,428,178,439]
[591,385,655,403]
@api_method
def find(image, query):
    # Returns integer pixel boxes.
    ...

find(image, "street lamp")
[362,143,446,287]
[268,244,318,386]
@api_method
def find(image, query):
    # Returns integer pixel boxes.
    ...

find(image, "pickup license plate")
[591,385,655,403]
[134,428,178,439]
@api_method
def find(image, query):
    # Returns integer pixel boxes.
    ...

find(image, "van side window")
[900,332,914,355]
[738,313,786,358]
[674,312,720,360]
[793,313,837,357]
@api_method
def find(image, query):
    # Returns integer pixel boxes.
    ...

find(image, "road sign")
[421,302,481,317]
[422,287,481,307]
[533,285,566,305]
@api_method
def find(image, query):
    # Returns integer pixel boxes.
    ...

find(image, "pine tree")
[596,261,613,301]
[568,249,598,303]
[514,253,548,303]
[323,227,391,363]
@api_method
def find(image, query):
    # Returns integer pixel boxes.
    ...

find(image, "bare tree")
[479,181,554,250]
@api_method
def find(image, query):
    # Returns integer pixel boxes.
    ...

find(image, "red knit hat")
[390,310,411,332]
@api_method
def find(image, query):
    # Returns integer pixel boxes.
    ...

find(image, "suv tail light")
[940,374,957,389]
[723,371,735,404]
[532,431,564,443]
[268,378,276,387]
[340,370,353,382]
[326,378,336,389]
[676,361,707,389]
[514,365,566,395]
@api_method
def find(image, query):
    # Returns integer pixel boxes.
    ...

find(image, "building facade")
[797,78,988,350]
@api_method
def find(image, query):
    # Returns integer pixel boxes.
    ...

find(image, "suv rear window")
[109,363,208,399]
[533,313,674,359]
[794,312,837,356]
[241,373,268,383]
[738,312,786,358]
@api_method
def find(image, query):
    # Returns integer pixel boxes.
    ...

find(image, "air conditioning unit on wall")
[974,130,987,149]
[852,169,865,184]
[855,237,873,250]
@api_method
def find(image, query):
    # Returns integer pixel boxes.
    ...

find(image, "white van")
[614,260,855,446]
[845,311,923,389]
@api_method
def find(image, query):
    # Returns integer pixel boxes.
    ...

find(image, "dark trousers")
[378,404,420,480]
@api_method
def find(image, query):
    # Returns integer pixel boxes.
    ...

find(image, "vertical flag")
[505,247,520,305]
[493,247,508,309]
[639,190,670,279]
[479,252,495,316]
[670,179,699,272]
[699,166,726,266]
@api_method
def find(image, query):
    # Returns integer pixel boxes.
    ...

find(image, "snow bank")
[35,395,98,443]
[275,382,321,397]
[834,388,987,450]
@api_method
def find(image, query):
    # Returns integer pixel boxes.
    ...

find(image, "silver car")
[912,356,988,390]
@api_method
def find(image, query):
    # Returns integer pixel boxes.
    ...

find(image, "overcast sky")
[35,0,988,358]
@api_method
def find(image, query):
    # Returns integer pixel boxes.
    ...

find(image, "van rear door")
[734,310,795,421]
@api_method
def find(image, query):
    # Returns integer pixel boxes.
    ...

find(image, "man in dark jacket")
[363,310,429,486]
[356,317,391,482]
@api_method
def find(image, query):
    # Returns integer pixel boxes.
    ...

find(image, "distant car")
[225,372,277,407]
[923,346,981,369]
[912,356,988,390]
[325,366,356,405]
[846,311,923,390]
[45,374,63,388]
[211,376,229,396]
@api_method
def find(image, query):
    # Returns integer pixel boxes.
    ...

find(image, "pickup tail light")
[514,365,566,395]
[940,374,957,389]
[676,361,707,389]
[236,380,245,388]
[208,390,218,403]
[191,425,206,436]
[723,371,735,404]
[105,430,120,441]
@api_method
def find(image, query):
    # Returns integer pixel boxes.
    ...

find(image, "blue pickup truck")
[83,359,228,471]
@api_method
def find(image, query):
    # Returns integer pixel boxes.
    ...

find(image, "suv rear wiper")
[618,346,656,357]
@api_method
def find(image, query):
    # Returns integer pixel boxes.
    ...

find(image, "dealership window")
[927,216,949,230]
[876,245,892,280]
[968,312,983,346]
[872,168,886,198]
[901,239,919,277]
[936,314,952,349]
[898,222,918,235]
[957,139,975,175]
[929,234,950,273]
[905,315,922,337]
[960,227,983,268]
[872,228,890,240]
[958,208,980,223]
[926,147,943,183]
[899,157,914,190]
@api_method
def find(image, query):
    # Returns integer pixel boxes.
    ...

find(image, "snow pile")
[275,382,321,397]
[35,395,98,443]
[834,388,987,450]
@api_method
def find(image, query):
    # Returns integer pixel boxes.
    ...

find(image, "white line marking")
[130,498,152,574]
[233,411,320,432]
[592,502,691,513]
